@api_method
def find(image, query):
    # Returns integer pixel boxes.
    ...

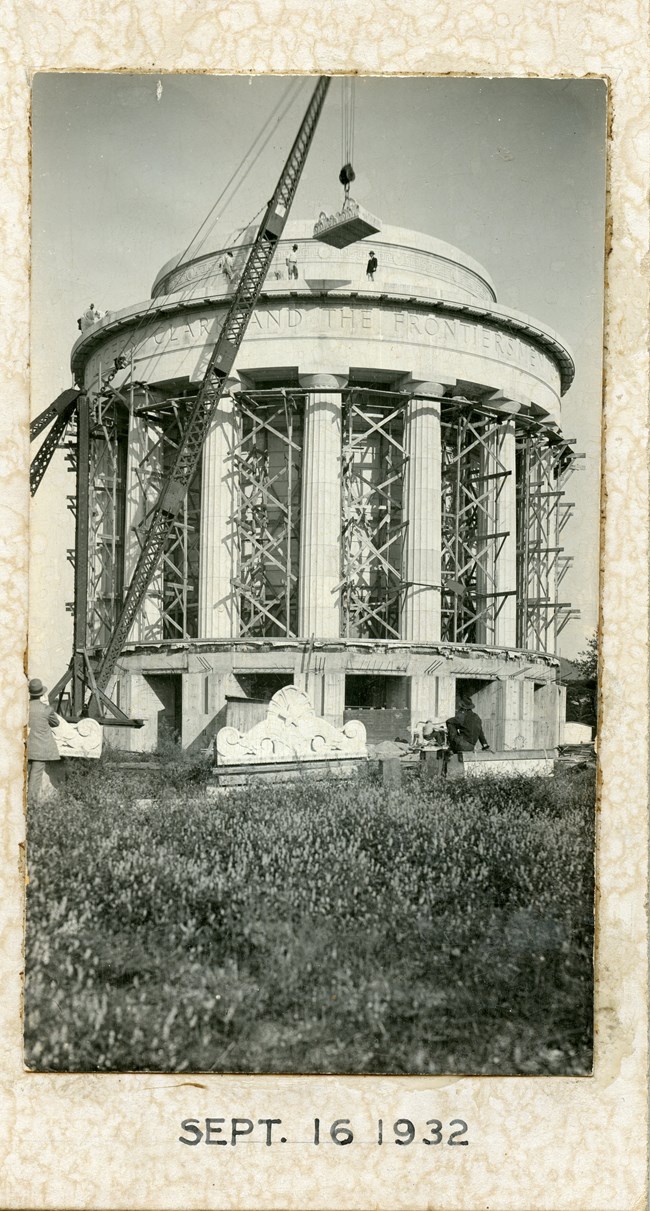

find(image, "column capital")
[299,372,348,391]
[486,390,521,415]
[398,375,452,397]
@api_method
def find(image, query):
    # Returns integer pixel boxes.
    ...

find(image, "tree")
[574,633,598,682]
[567,632,598,731]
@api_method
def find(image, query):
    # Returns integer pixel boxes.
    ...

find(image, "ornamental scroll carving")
[215,686,367,766]
[53,716,103,759]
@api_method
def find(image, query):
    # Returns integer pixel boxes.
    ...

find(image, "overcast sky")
[29,73,606,681]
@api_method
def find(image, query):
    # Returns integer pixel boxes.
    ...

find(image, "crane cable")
[186,75,306,262]
[86,76,308,396]
[342,76,356,168]
[339,77,356,199]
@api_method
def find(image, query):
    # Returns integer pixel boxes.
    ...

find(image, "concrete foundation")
[106,640,564,754]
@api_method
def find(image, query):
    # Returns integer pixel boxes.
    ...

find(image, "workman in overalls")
[446,696,491,755]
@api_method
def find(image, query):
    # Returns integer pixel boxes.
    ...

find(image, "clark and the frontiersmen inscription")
[84,301,559,393]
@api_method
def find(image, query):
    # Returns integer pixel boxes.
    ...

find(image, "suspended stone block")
[53,716,103,759]
[214,686,367,773]
[313,201,381,248]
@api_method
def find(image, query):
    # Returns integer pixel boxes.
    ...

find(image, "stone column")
[322,671,345,728]
[294,670,325,716]
[486,679,535,750]
[401,382,444,642]
[124,409,163,642]
[198,377,239,639]
[494,419,518,647]
[298,373,346,638]
[181,668,232,752]
[531,680,563,749]
[409,672,456,736]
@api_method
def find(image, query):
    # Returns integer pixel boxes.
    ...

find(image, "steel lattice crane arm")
[30,388,80,441]
[95,75,330,694]
[29,388,81,496]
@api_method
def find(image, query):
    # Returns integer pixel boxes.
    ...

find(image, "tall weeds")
[24,767,594,1074]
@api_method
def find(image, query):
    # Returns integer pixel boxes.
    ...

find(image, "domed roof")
[151,218,496,301]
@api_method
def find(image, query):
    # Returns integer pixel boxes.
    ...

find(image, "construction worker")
[286,244,299,280]
[79,303,100,332]
[366,250,378,281]
[421,719,446,747]
[446,696,491,755]
[26,678,61,806]
[219,250,236,283]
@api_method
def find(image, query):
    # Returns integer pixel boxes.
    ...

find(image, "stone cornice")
[71,288,575,395]
[104,635,560,667]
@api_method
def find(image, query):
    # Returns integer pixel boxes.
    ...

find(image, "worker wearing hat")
[26,678,61,806]
[446,694,491,756]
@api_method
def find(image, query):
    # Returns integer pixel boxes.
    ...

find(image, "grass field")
[24,758,594,1075]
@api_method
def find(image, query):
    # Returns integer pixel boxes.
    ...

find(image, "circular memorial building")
[71,219,577,751]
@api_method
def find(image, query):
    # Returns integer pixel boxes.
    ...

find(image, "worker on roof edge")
[286,244,299,280]
[366,251,378,281]
[79,303,101,332]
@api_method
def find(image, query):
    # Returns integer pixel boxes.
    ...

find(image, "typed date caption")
[179,1116,469,1147]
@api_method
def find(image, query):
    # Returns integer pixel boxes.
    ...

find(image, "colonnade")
[124,374,521,648]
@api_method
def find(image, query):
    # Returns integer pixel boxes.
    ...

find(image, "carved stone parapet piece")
[53,716,103,759]
[215,686,367,766]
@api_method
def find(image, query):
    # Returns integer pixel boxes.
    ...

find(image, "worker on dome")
[219,250,236,284]
[286,244,299,280]
[78,303,101,332]
[366,250,378,281]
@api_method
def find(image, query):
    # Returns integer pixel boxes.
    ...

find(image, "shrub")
[24,767,594,1075]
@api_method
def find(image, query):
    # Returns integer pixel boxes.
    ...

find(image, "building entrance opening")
[143,673,182,747]
[235,673,294,702]
[344,674,410,744]
[454,677,498,750]
[225,672,295,734]
[344,673,408,709]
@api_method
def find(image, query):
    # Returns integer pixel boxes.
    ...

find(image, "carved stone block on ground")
[53,716,103,759]
[215,686,367,766]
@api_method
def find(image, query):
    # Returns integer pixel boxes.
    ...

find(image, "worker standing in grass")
[446,696,491,755]
[27,678,61,806]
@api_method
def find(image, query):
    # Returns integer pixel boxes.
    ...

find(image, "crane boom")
[30,388,80,441]
[95,75,330,694]
[30,389,81,496]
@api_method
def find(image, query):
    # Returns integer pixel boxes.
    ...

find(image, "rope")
[87,76,308,396]
[187,76,305,262]
[341,76,355,168]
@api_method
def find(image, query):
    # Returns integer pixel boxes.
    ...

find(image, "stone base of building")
[103,638,566,755]
[446,749,556,779]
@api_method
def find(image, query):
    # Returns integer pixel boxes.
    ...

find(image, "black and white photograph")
[26,73,606,1077]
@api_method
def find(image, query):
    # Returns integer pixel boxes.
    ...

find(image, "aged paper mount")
[1,4,649,1210]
